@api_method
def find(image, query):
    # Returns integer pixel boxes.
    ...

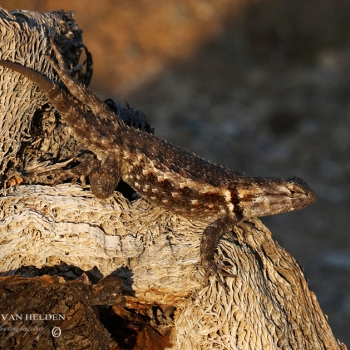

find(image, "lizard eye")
[286,184,302,197]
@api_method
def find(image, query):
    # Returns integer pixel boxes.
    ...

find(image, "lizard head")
[232,176,316,219]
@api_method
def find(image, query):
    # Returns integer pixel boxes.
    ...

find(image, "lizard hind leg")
[47,36,70,72]
[46,37,116,123]
[35,155,121,199]
[200,215,237,292]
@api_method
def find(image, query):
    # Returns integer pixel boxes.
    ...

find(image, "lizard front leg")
[89,156,121,199]
[200,214,238,290]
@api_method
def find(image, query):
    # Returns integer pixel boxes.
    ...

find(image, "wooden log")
[0,6,346,350]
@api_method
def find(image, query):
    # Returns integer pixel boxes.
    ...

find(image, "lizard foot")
[28,154,120,199]
[35,157,94,187]
[202,259,236,293]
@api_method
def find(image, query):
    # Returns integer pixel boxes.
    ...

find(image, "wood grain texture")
[0,6,346,350]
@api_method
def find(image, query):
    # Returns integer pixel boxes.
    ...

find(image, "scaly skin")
[0,44,316,289]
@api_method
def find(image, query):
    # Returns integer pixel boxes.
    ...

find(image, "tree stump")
[0,6,346,350]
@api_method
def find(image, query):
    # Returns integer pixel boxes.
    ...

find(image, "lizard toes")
[202,261,235,293]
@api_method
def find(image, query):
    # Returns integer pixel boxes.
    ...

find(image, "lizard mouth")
[291,188,316,204]
[285,177,316,204]
[234,176,316,218]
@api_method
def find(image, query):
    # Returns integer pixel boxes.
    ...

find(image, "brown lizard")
[0,41,316,289]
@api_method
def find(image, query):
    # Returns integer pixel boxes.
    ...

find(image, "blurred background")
[3,0,350,344]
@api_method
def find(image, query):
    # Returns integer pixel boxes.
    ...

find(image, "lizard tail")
[0,60,54,93]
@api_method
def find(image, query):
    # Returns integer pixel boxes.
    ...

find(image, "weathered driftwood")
[0,7,347,350]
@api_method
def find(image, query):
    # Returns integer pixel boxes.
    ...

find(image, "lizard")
[0,40,316,289]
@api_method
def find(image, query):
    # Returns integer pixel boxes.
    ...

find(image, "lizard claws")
[202,260,235,293]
